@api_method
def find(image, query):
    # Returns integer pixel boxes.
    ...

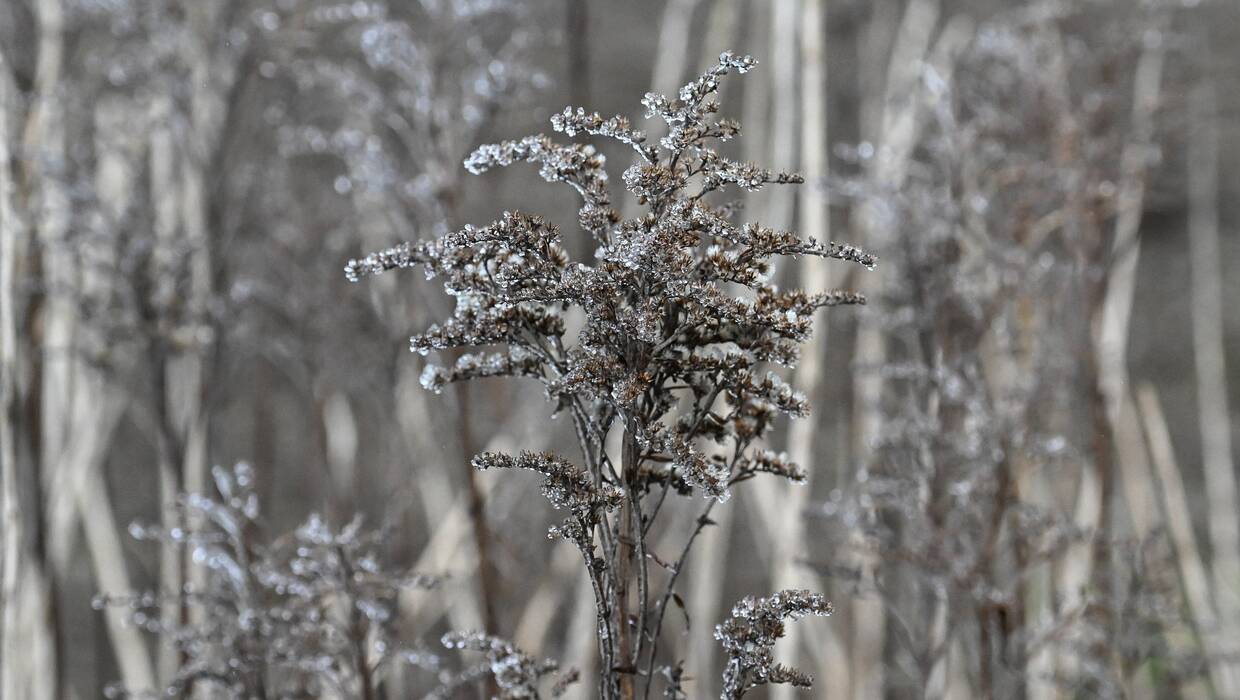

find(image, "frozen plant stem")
[347,51,873,699]
[617,420,639,698]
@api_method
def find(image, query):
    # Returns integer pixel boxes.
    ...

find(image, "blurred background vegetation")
[2,0,1239,697]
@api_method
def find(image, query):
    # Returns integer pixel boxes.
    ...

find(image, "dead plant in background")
[106,462,578,699]
[101,463,442,698]
[814,5,1204,697]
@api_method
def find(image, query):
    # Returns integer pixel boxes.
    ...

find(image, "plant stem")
[616,421,639,700]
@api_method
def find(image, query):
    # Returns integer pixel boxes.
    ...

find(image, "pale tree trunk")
[146,5,230,684]
[514,545,582,652]
[684,505,732,698]
[726,0,813,692]
[1094,13,1165,433]
[1114,392,1163,700]
[848,3,943,696]
[841,2,897,695]
[0,47,35,700]
[401,490,484,625]
[983,276,1045,700]
[922,587,949,700]
[772,2,853,700]
[740,0,771,185]
[742,0,799,676]
[392,309,485,641]
[1116,397,1157,542]
[32,0,71,484]
[764,0,799,233]
[395,365,458,531]
[1030,12,1159,690]
[563,569,599,700]
[1114,391,1160,697]
[31,20,70,693]
[41,96,158,695]
[1086,14,1166,691]
[398,415,541,635]
[13,0,71,695]
[349,84,495,640]
[178,0,225,636]
[148,91,186,686]
[1186,70,1240,692]
[70,393,157,693]
[851,0,942,483]
[323,392,360,511]
[376,194,491,639]
[1028,26,1083,700]
[683,1,742,693]
[924,26,975,699]
[923,20,978,700]
[512,544,599,700]
[1137,385,1233,698]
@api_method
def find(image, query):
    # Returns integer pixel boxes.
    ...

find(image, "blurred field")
[2,0,1239,698]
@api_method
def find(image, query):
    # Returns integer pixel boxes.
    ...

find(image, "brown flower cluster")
[347,51,870,698]
[714,590,833,699]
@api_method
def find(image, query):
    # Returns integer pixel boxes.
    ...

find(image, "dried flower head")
[346,49,872,504]
[348,50,866,698]
[430,631,577,700]
[714,589,833,699]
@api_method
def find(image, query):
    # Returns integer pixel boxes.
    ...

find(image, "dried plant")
[714,589,833,700]
[429,631,578,699]
[4,1,548,695]
[347,51,872,698]
[814,5,1202,697]
[101,463,441,699]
